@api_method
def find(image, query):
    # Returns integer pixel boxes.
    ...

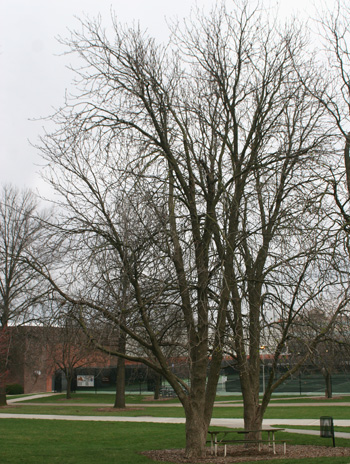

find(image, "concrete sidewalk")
[7,393,57,404]
[1,413,350,438]
[4,393,350,440]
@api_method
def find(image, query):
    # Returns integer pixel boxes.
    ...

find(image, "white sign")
[77,375,94,387]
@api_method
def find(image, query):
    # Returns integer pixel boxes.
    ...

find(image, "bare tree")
[46,309,99,400]
[287,306,350,398]
[299,2,350,236]
[0,185,48,405]
[35,3,348,457]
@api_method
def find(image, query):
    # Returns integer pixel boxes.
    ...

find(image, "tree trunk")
[243,403,263,440]
[240,357,264,440]
[66,370,73,400]
[0,385,6,406]
[184,404,209,459]
[153,372,161,400]
[114,323,126,408]
[114,355,126,408]
[322,368,332,399]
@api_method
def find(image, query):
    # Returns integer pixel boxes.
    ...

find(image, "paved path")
[10,401,350,408]
[1,414,350,438]
[4,393,350,439]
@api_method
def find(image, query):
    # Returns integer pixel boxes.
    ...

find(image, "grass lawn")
[0,419,185,463]
[10,393,163,404]
[15,392,350,405]
[4,393,350,463]
[1,419,350,464]
[270,396,350,404]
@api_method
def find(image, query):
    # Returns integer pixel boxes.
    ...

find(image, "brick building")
[6,326,116,394]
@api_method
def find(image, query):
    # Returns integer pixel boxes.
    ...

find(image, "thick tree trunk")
[181,347,218,459]
[114,355,126,408]
[184,404,209,459]
[244,404,263,440]
[240,356,264,440]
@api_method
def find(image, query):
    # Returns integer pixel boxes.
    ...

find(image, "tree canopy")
[34,1,350,457]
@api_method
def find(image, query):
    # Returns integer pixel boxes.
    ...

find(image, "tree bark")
[114,329,126,408]
[65,369,73,400]
[0,386,6,406]
[322,368,332,399]
[114,355,126,408]
[153,372,161,400]
[242,386,263,440]
[184,403,209,459]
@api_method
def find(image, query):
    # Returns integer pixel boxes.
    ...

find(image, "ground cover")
[0,418,184,463]
[210,406,350,420]
[0,404,185,417]
[14,393,181,404]
[275,425,350,433]
[0,403,350,420]
[16,392,350,405]
[269,396,350,404]
[1,419,350,463]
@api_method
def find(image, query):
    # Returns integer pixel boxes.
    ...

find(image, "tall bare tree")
[35,3,348,457]
[300,2,350,236]
[0,185,47,405]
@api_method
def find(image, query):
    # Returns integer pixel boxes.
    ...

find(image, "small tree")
[46,311,98,399]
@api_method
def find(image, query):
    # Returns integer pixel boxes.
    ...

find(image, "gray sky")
[0,0,327,198]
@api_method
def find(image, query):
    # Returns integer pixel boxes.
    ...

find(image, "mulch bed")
[142,444,350,463]
[95,407,144,412]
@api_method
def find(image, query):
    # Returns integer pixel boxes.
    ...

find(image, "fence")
[54,364,350,395]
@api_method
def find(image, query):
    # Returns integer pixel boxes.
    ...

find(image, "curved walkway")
[3,394,350,439]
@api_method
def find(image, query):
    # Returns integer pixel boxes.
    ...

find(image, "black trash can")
[320,416,335,447]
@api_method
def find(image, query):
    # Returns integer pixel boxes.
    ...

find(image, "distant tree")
[46,309,99,400]
[288,307,350,398]
[0,185,47,405]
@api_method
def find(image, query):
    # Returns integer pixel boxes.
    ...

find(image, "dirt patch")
[142,396,176,402]
[94,407,144,412]
[142,445,350,463]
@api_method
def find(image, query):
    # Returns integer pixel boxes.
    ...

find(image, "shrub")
[6,383,24,395]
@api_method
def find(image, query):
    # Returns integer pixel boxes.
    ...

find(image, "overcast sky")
[0,0,330,198]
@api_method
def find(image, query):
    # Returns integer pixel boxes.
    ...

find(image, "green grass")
[3,404,185,417]
[1,419,350,464]
[4,393,350,462]
[270,396,350,404]
[16,393,181,404]
[16,392,350,405]
[211,405,350,420]
[0,419,185,463]
[275,424,350,433]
